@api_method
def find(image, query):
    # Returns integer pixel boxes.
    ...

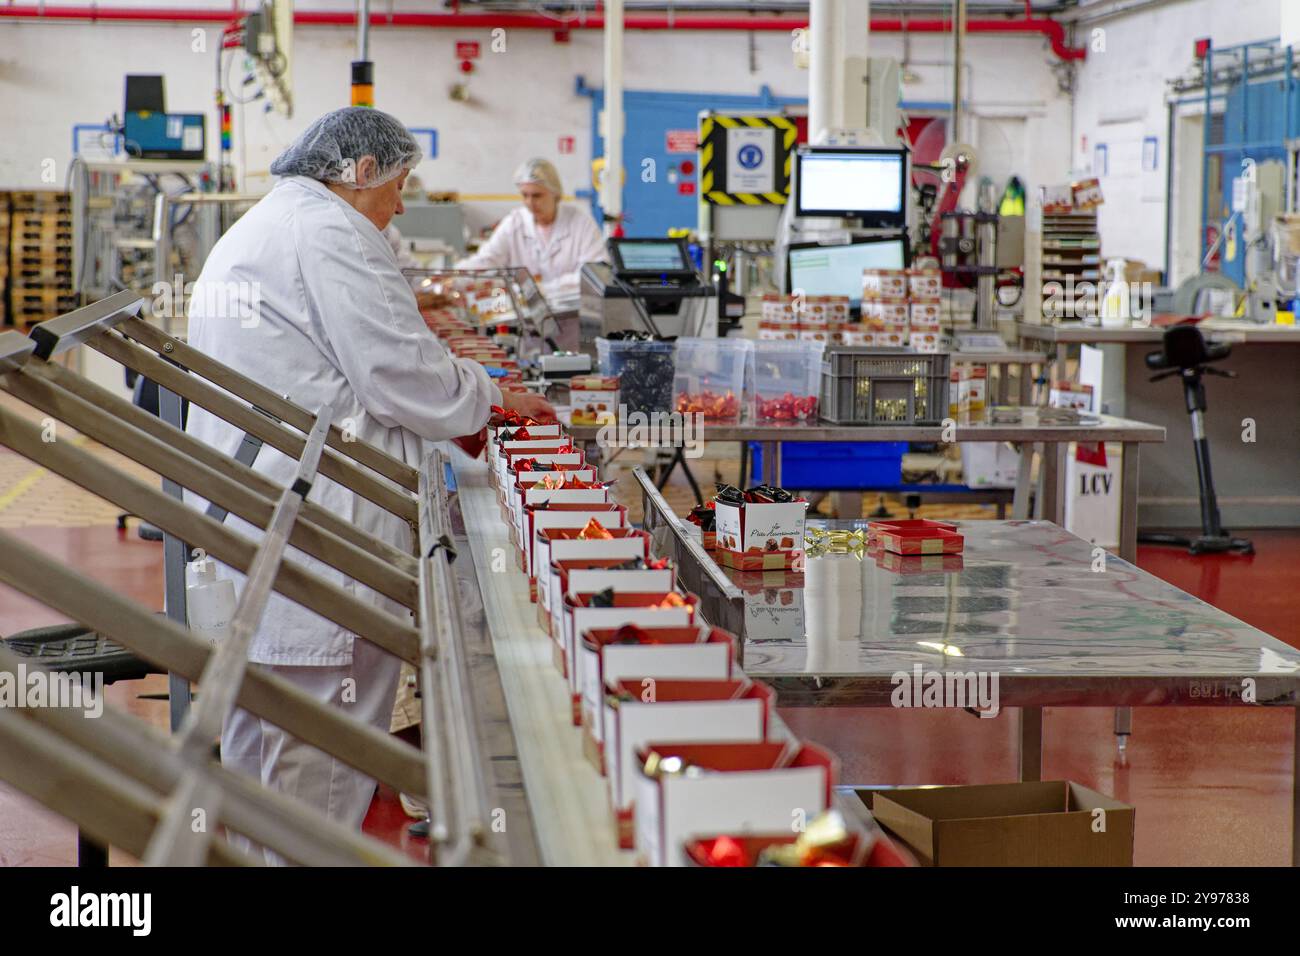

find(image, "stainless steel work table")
[569,409,1166,563]
[645,499,1300,863]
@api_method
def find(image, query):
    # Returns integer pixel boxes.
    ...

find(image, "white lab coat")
[184,175,501,668]
[458,203,607,305]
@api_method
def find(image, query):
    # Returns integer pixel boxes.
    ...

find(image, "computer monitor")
[794,147,909,227]
[786,237,909,308]
[608,238,694,278]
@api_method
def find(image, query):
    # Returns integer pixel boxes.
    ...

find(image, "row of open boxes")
[483,419,910,867]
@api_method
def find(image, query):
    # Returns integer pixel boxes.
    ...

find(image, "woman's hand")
[499,388,557,423]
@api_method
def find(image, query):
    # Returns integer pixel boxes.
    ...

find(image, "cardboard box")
[547,559,675,645]
[579,624,738,757]
[861,298,911,325]
[512,485,610,557]
[535,527,651,617]
[713,496,808,570]
[604,679,773,846]
[909,298,941,328]
[569,376,620,426]
[862,268,909,299]
[561,591,698,720]
[865,781,1134,867]
[909,331,942,354]
[907,268,942,299]
[875,526,964,555]
[634,741,837,867]
[525,504,628,578]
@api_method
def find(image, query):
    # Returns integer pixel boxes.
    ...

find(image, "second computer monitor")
[787,237,909,308]
[794,146,909,228]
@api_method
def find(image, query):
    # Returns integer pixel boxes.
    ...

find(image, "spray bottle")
[1100,258,1131,328]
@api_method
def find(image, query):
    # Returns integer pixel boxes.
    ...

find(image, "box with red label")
[909,298,941,329]
[713,496,808,570]
[569,375,620,426]
[733,569,806,642]
[861,297,911,327]
[1049,380,1094,411]
[875,525,965,555]
[959,364,988,419]
[604,678,772,847]
[497,453,587,510]
[758,321,792,341]
[524,503,628,576]
[866,518,958,543]
[512,483,611,559]
[547,558,675,646]
[1072,177,1104,209]
[761,294,798,325]
[907,268,942,299]
[909,330,942,353]
[634,740,837,867]
[488,422,563,445]
[840,327,874,347]
[535,526,651,618]
[493,438,573,485]
[798,329,829,345]
[560,592,698,722]
[862,268,909,299]
[873,330,907,348]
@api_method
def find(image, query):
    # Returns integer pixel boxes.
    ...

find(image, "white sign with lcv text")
[726,127,776,193]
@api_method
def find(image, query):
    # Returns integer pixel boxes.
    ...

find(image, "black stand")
[1137,336,1253,556]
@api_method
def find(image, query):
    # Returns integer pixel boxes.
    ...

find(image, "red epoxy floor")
[1,525,1296,866]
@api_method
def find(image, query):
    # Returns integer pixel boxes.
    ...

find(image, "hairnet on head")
[270,107,422,189]
[514,158,563,196]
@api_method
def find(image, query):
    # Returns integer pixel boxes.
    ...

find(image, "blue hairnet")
[270,107,422,189]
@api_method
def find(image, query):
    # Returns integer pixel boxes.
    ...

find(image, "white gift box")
[604,678,772,848]
[633,741,836,867]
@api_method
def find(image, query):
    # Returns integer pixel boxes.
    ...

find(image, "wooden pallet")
[8,190,71,212]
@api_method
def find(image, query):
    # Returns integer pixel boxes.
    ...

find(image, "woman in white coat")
[458,158,607,305]
[183,107,552,842]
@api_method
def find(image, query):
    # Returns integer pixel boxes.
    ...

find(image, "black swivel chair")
[1137,324,1253,555]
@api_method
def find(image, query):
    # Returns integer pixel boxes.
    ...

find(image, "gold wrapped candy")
[803,526,868,560]
[754,809,854,867]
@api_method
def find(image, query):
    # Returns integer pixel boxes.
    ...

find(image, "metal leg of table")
[1119,442,1140,564]
[1293,706,1300,866]
[1011,442,1036,520]
[158,386,191,733]
[1019,707,1043,782]
[762,441,780,488]
[1040,441,1067,527]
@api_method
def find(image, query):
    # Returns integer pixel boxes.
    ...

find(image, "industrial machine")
[579,237,716,339]
[121,76,206,161]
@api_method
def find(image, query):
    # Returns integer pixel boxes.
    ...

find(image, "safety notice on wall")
[726,127,776,194]
[666,129,698,154]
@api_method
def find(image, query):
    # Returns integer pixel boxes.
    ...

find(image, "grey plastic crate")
[820,348,950,425]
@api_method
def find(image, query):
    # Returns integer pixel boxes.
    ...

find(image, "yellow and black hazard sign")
[699,114,797,206]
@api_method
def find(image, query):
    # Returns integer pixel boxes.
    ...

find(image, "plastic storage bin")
[820,348,950,425]
[596,337,675,415]
[749,442,908,490]
[752,340,824,422]
[672,337,754,424]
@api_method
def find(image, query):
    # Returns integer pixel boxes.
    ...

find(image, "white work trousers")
[221,637,403,860]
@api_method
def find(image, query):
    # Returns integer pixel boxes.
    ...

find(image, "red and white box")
[634,740,837,867]
[488,421,563,445]
[547,558,675,644]
[874,330,907,348]
[840,326,874,347]
[512,483,610,558]
[569,375,620,427]
[493,438,573,485]
[874,550,965,575]
[798,328,829,344]
[907,268,942,299]
[866,518,958,543]
[862,268,909,299]
[535,527,651,617]
[497,454,587,511]
[579,624,739,770]
[861,298,910,326]
[909,298,942,329]
[560,591,698,720]
[1049,380,1094,411]
[605,679,773,848]
[713,496,808,571]
[761,294,798,325]
[758,321,793,341]
[524,503,628,577]
[875,525,965,555]
[909,330,942,354]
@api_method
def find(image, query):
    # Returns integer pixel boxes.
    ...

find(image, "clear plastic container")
[752,340,824,422]
[596,337,676,415]
[672,337,754,424]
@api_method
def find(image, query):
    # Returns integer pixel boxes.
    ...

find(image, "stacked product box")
[947,363,989,423]
[757,293,850,345]
[859,266,944,351]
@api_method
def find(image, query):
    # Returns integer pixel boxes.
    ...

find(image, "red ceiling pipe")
[0,7,1086,61]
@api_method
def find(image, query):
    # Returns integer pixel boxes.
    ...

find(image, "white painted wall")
[1070,0,1283,276]
[0,12,1072,234]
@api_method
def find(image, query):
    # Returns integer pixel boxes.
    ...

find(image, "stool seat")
[1,623,162,685]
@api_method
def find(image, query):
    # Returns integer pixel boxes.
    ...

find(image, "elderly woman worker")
[458,158,607,304]
[183,107,552,838]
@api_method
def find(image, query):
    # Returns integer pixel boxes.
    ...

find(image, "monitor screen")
[787,239,908,307]
[795,148,907,225]
[612,240,688,273]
